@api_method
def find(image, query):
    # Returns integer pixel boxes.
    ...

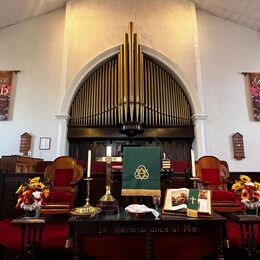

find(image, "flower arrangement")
[232,175,260,206]
[16,177,49,211]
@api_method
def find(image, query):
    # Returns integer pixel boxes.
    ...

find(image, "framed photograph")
[39,137,51,150]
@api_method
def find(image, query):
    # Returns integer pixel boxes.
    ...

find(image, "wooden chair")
[41,156,83,214]
[196,156,241,213]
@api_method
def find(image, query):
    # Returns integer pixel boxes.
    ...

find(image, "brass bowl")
[71,206,102,217]
[126,210,153,219]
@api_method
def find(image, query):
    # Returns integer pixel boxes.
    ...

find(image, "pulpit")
[0,155,43,173]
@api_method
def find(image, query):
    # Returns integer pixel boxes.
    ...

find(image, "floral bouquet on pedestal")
[232,175,260,214]
[16,177,49,216]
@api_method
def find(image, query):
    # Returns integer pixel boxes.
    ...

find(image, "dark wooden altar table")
[69,210,226,260]
[228,213,260,258]
[11,215,53,259]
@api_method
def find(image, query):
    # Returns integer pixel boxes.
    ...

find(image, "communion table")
[69,209,226,260]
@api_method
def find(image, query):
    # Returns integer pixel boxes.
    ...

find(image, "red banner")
[248,73,260,121]
[0,71,12,120]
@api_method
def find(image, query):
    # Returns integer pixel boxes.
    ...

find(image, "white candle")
[191,149,196,177]
[106,146,112,157]
[87,150,91,178]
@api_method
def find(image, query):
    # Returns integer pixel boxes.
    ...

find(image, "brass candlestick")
[96,155,118,214]
[71,177,101,217]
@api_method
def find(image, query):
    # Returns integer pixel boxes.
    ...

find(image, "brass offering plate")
[71,206,102,217]
[126,210,153,219]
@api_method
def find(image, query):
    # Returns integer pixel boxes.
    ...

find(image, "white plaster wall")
[66,0,198,91]
[0,9,65,160]
[197,11,260,171]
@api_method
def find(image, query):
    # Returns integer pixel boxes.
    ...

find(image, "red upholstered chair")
[196,156,242,213]
[41,156,83,214]
[171,160,191,173]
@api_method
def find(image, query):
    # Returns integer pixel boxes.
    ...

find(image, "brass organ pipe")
[71,101,74,125]
[87,77,91,125]
[156,65,161,125]
[82,83,85,125]
[78,87,82,125]
[177,82,182,125]
[123,33,128,122]
[118,48,123,124]
[75,93,78,125]
[153,63,158,125]
[179,86,184,125]
[174,81,178,125]
[150,61,155,125]
[129,22,134,121]
[86,79,90,125]
[107,61,111,125]
[97,68,101,125]
[111,60,114,124]
[169,76,173,125]
[103,63,107,125]
[139,47,144,123]
[176,82,181,125]
[147,60,152,125]
[144,58,148,125]
[161,69,166,125]
[169,74,173,125]
[91,72,95,125]
[165,72,170,125]
[171,79,176,125]
[102,64,106,125]
[114,58,117,125]
[181,91,185,125]
[135,33,139,122]
[93,71,98,125]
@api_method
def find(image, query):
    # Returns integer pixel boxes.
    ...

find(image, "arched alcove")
[56,45,205,161]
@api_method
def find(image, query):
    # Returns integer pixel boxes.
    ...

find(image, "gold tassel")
[121,189,161,197]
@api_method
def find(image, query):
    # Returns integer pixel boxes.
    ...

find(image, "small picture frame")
[39,137,51,150]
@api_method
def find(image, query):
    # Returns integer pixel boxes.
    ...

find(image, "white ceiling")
[0,0,260,32]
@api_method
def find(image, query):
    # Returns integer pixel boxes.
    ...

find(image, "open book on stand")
[162,188,212,216]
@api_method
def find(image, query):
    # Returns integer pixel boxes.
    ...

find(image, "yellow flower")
[42,189,50,198]
[30,177,40,183]
[254,182,260,191]
[15,184,24,194]
[240,175,251,183]
[232,181,242,191]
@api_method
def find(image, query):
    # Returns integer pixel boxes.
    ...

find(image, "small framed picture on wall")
[39,137,51,150]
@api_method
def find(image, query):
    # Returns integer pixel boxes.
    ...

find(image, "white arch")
[57,46,206,156]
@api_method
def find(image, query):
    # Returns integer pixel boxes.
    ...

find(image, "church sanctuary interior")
[1,0,260,259]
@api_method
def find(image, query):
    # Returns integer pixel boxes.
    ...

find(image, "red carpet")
[0,218,69,250]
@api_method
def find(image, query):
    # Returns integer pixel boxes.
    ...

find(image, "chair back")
[44,156,83,190]
[171,160,191,173]
[196,156,229,190]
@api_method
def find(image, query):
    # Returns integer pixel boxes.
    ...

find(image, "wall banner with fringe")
[248,73,260,121]
[0,71,13,120]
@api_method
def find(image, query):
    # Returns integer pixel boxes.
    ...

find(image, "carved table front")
[69,210,226,260]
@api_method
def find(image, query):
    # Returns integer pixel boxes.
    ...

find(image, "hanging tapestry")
[0,71,13,120]
[121,147,161,196]
[248,73,260,121]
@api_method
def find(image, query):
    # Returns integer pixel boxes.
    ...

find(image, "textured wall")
[0,9,65,160]
[197,11,260,171]
[66,0,198,90]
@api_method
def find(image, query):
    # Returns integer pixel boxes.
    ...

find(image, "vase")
[243,202,258,215]
[25,207,41,218]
